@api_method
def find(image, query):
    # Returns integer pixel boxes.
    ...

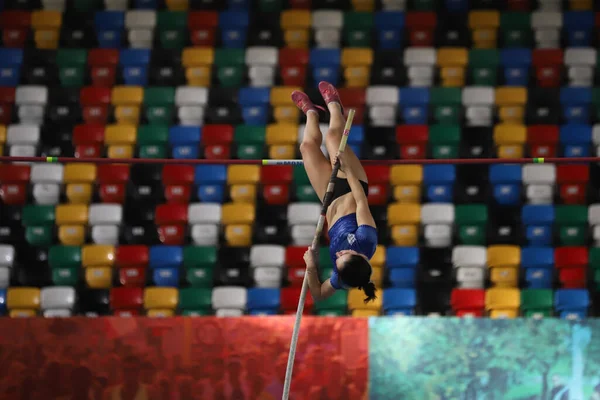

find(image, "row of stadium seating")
[1,243,599,289]
[2,49,600,88]
[0,285,594,320]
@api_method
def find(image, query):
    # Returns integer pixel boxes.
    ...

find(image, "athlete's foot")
[291,91,323,115]
[318,81,343,109]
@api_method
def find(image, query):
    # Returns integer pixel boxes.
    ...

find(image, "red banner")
[0,317,368,400]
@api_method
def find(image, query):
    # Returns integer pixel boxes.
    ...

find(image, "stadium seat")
[7,287,40,317]
[485,288,520,319]
[383,288,416,316]
[212,286,247,316]
[555,289,589,320]
[451,288,485,317]
[521,289,554,318]
[144,287,178,317]
[110,287,143,316]
[40,286,76,317]
[247,288,280,315]
[179,287,212,316]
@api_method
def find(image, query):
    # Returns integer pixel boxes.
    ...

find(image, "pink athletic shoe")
[318,81,343,108]
[291,91,324,115]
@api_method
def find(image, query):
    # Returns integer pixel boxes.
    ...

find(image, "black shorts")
[331,177,369,203]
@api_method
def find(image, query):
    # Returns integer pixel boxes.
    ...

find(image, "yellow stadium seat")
[273,106,300,123]
[388,203,421,225]
[437,48,468,87]
[107,145,134,159]
[34,29,59,49]
[0,125,6,144]
[222,202,256,224]
[280,10,311,30]
[114,106,141,125]
[468,11,500,49]
[147,309,175,317]
[185,67,211,86]
[490,267,519,288]
[351,309,379,317]
[227,165,260,184]
[342,49,374,67]
[485,288,520,319]
[10,309,36,318]
[66,183,93,204]
[344,66,370,88]
[494,124,526,159]
[230,184,257,203]
[7,287,41,310]
[352,0,374,11]
[371,267,384,288]
[32,10,62,29]
[496,87,527,124]
[392,185,420,203]
[105,124,137,145]
[390,165,423,185]
[166,0,188,10]
[225,224,252,246]
[391,225,419,246]
[64,163,96,183]
[371,245,386,268]
[348,288,382,311]
[266,123,298,145]
[85,267,112,289]
[144,287,178,310]
[271,87,300,106]
[112,86,143,106]
[56,204,88,225]
[82,245,115,268]
[269,145,296,160]
[570,0,592,10]
[58,226,85,246]
[487,245,520,268]
[284,29,310,48]
[182,47,214,67]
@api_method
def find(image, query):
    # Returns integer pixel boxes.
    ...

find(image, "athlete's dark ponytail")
[359,282,378,304]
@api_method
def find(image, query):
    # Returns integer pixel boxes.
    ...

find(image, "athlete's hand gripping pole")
[281,109,356,400]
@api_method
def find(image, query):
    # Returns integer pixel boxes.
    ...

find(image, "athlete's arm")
[343,158,376,228]
[304,248,336,301]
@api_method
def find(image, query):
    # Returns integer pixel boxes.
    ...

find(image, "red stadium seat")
[155,204,188,245]
[261,165,293,205]
[97,165,129,204]
[0,165,30,205]
[555,247,588,269]
[338,88,366,125]
[115,245,149,267]
[119,267,147,287]
[80,87,111,124]
[289,0,311,9]
[202,125,234,160]
[527,125,558,158]
[88,49,119,87]
[0,87,15,125]
[532,49,563,88]
[559,268,586,289]
[73,124,105,159]
[188,11,218,46]
[0,11,31,48]
[110,287,143,316]
[364,165,390,205]
[162,165,194,204]
[556,165,589,205]
[285,246,306,268]
[507,0,531,10]
[281,287,314,315]
[287,267,305,287]
[406,12,437,47]
[396,125,428,160]
[451,289,485,317]
[279,48,309,87]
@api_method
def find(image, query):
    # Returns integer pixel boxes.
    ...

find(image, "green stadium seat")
[143,87,176,125]
[179,288,212,315]
[499,12,532,48]
[343,12,373,48]
[137,124,169,159]
[183,246,217,287]
[56,49,87,88]
[315,290,348,316]
[235,125,266,159]
[22,205,56,246]
[319,246,334,270]
[49,246,82,269]
[259,0,284,12]
[73,0,102,12]
[52,267,80,286]
[429,124,461,159]
[430,87,462,124]
[455,204,488,245]
[520,289,553,318]
[555,205,588,246]
[468,49,499,86]
[293,165,320,202]
[413,0,436,10]
[156,11,187,49]
[214,49,246,87]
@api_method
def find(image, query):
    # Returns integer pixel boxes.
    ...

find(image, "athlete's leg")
[319,82,369,183]
[292,91,332,202]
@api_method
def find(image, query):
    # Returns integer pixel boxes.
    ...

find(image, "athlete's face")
[335,250,367,269]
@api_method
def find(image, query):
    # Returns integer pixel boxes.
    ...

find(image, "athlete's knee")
[325,128,343,146]
[299,139,320,155]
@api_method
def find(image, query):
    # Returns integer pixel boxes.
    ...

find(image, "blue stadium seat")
[489,164,522,205]
[119,49,151,86]
[153,267,180,287]
[219,11,249,48]
[238,87,270,125]
[374,11,405,49]
[247,288,280,315]
[229,0,251,9]
[309,49,341,87]
[521,247,555,289]
[0,288,5,316]
[521,205,555,246]
[135,0,158,9]
[169,126,202,160]
[386,247,418,288]
[555,289,590,320]
[399,88,430,124]
[560,124,592,158]
[94,11,125,48]
[423,165,456,203]
[348,125,364,158]
[560,87,591,124]
[563,12,594,47]
[389,268,416,288]
[445,0,469,13]
[149,246,183,269]
[0,48,22,86]
[195,165,227,202]
[500,49,531,87]
[383,288,417,315]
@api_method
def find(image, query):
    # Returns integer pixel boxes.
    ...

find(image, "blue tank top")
[327,213,378,290]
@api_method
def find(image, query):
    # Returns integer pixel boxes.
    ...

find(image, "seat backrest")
[212,286,247,309]
[452,246,487,268]
[250,245,285,268]
[41,286,76,310]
